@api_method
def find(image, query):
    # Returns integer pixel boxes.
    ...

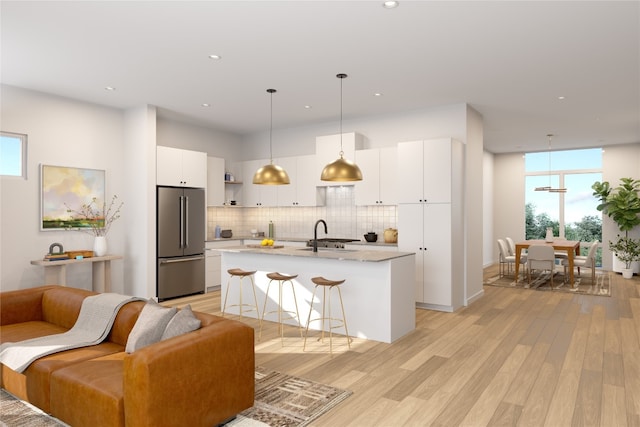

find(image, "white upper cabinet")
[157,146,207,188]
[315,132,364,186]
[206,156,225,206]
[241,159,278,207]
[397,138,461,204]
[354,147,397,205]
[276,155,320,206]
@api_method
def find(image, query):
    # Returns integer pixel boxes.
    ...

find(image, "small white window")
[1,131,28,178]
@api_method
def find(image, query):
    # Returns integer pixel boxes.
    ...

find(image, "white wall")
[1,85,126,291]
[483,151,495,267]
[156,118,243,161]
[241,103,470,157]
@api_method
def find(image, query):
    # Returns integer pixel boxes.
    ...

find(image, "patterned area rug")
[1,367,351,427]
[0,389,67,426]
[484,269,611,296]
[227,366,352,427]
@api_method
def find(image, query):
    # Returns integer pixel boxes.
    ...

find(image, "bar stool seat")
[222,268,259,318]
[304,276,351,356]
[259,272,303,344]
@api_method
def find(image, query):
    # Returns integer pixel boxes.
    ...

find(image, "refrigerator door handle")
[159,255,205,264]
[179,195,185,248]
[184,196,189,248]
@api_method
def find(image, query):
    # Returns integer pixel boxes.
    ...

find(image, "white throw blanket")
[0,293,144,373]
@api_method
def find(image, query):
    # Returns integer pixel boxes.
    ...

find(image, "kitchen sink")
[297,247,358,252]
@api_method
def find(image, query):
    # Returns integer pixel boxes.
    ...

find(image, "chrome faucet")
[313,219,328,252]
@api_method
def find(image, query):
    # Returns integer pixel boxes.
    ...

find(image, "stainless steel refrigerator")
[157,186,205,301]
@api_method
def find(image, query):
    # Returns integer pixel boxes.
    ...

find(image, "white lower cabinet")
[398,203,463,311]
[205,241,239,290]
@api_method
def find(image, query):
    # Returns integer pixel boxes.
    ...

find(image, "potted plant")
[592,177,640,278]
[608,235,640,278]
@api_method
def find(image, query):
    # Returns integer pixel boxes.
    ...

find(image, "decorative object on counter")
[253,88,290,185]
[321,74,363,182]
[66,250,93,259]
[268,220,275,238]
[534,134,567,193]
[220,229,233,238]
[364,232,378,242]
[383,228,398,243]
[65,194,123,257]
[44,242,69,261]
[215,225,221,238]
[230,200,237,205]
[93,236,107,257]
[545,227,554,242]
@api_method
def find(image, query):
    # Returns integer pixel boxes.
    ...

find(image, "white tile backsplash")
[207,186,397,241]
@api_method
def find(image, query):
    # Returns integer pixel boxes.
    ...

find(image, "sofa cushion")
[161,304,201,341]
[125,300,176,353]
[50,352,126,427]
[42,287,95,329]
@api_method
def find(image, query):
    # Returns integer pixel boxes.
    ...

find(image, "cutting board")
[246,244,284,249]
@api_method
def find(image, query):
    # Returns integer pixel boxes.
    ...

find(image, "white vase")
[93,236,107,257]
[545,227,554,242]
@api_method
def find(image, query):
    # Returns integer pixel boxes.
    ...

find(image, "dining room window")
[524,148,602,265]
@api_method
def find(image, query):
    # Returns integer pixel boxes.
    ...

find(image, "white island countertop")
[216,245,413,262]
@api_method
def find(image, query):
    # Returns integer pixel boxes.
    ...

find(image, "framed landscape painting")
[41,164,105,231]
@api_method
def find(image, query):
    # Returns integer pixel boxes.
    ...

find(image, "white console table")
[30,255,123,292]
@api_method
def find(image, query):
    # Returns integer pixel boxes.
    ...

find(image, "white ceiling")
[1,1,638,154]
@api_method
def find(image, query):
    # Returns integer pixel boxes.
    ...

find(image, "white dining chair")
[498,238,527,280]
[527,245,556,288]
[562,241,599,286]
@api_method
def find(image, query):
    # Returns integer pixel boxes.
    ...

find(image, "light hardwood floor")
[164,266,640,426]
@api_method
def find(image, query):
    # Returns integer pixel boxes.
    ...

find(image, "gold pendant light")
[321,73,363,182]
[253,89,290,185]
[534,134,567,193]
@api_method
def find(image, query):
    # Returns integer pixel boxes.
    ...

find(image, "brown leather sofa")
[0,285,255,427]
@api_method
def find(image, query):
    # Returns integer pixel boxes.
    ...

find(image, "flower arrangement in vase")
[66,195,123,256]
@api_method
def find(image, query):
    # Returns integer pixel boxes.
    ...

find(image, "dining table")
[514,239,581,286]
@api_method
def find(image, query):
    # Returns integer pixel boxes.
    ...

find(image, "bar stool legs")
[222,268,259,318]
[304,276,352,356]
[259,272,303,344]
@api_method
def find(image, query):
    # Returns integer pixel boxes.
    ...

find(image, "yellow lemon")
[261,239,268,246]
[268,239,274,246]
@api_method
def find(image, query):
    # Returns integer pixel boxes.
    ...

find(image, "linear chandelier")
[535,133,567,193]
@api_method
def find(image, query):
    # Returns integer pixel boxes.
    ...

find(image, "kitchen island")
[219,246,415,343]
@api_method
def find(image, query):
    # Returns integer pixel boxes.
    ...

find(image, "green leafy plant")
[592,177,640,269]
[608,235,640,268]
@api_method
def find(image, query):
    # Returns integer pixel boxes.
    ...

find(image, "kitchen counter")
[206,236,398,248]
[216,245,410,262]
[219,246,415,343]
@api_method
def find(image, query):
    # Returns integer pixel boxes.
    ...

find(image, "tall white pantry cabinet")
[397,138,464,312]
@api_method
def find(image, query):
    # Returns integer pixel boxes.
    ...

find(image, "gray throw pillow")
[125,300,177,353]
[161,304,201,340]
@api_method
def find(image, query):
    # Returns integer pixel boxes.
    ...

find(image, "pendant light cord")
[267,88,276,164]
[337,73,347,157]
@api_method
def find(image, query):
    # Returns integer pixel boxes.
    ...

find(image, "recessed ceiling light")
[104,86,116,91]
[304,105,312,109]
[382,1,399,9]
[558,96,566,100]
[208,54,222,60]
[374,93,383,97]
[202,103,211,107]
